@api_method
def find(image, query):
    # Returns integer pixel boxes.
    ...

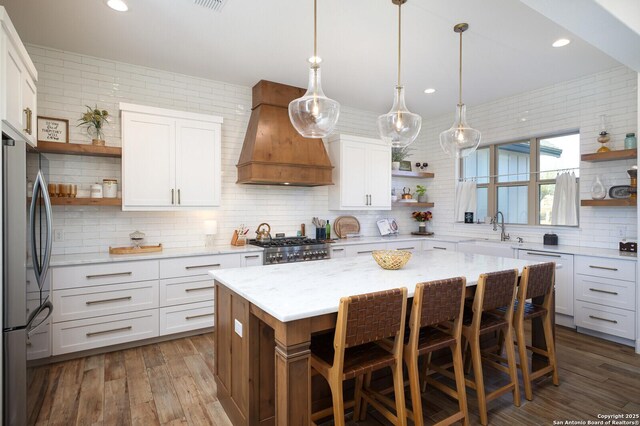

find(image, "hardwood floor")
[29,326,640,425]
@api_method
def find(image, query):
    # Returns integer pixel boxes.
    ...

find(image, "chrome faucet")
[491,211,510,241]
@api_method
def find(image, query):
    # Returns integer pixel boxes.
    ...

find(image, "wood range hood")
[236,80,334,186]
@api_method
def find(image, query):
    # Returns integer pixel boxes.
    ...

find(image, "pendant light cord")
[314,0,317,61]
[397,2,402,87]
[458,29,463,106]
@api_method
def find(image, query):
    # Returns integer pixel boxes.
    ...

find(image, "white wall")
[412,65,638,249]
[29,44,637,254]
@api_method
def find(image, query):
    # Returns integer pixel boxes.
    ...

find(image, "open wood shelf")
[392,170,435,179]
[49,197,122,206]
[581,149,636,162]
[36,141,122,158]
[393,201,435,208]
[580,199,636,207]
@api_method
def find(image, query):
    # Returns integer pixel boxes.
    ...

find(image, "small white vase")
[392,161,400,171]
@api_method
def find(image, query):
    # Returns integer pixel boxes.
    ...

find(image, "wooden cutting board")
[333,216,360,238]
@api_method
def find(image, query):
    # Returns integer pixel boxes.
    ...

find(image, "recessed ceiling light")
[107,0,129,12]
[424,88,436,94]
[552,38,570,48]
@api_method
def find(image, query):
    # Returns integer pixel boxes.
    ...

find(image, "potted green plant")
[391,147,412,170]
[415,184,427,202]
[78,105,110,146]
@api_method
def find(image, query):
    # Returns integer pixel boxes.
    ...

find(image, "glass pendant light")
[289,0,340,138]
[439,23,481,158]
[377,0,422,149]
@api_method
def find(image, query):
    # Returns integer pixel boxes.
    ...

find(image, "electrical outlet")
[234,319,243,337]
[615,226,626,239]
[53,229,64,242]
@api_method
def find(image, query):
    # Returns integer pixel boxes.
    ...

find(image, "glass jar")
[90,184,103,198]
[102,179,118,198]
[624,133,637,150]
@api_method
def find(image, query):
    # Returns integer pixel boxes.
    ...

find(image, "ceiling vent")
[193,0,228,12]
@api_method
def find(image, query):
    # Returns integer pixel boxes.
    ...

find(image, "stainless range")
[248,237,331,265]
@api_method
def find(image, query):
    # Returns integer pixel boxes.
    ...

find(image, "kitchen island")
[210,250,544,426]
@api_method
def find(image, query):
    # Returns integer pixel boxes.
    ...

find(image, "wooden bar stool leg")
[360,372,372,420]
[543,312,559,386]
[353,375,364,421]
[407,353,424,426]
[330,377,346,426]
[451,342,469,426]
[419,352,432,392]
[470,335,489,426]
[504,325,521,407]
[391,360,408,426]
[515,317,533,401]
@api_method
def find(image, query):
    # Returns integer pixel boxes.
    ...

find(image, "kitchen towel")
[551,172,578,226]
[455,181,477,222]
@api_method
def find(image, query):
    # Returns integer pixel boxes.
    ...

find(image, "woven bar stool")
[404,277,469,426]
[512,262,559,400]
[459,269,521,426]
[309,288,408,426]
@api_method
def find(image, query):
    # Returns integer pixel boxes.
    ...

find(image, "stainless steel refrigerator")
[2,133,53,425]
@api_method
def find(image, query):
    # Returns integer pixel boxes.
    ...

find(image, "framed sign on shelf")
[399,160,412,171]
[37,116,69,144]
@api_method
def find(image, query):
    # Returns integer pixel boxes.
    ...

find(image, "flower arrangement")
[78,105,110,145]
[412,211,432,222]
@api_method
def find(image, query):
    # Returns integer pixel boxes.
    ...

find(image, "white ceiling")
[0,0,624,117]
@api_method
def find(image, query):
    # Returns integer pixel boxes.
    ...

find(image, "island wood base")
[214,280,554,425]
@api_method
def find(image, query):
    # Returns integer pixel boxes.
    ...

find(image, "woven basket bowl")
[372,250,412,270]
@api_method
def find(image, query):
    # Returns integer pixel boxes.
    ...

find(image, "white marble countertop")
[48,244,264,267]
[210,250,538,323]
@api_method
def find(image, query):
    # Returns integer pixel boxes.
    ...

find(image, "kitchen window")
[461,132,580,225]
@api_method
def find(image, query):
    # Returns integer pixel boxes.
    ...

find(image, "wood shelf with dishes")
[49,197,122,206]
[580,149,636,163]
[35,141,122,158]
[580,199,636,207]
[393,201,434,208]
[392,170,435,179]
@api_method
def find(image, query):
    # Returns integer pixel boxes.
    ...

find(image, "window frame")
[461,131,580,226]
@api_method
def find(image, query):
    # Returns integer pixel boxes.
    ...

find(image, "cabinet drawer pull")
[397,247,414,251]
[332,248,344,252]
[86,326,132,337]
[588,315,617,324]
[185,286,214,293]
[185,313,214,320]
[588,288,618,296]
[357,250,373,254]
[185,263,221,270]
[171,188,175,204]
[24,108,32,134]
[433,246,447,250]
[86,271,132,279]
[244,255,260,259]
[526,252,561,258]
[589,265,618,272]
[86,296,132,305]
[178,189,181,205]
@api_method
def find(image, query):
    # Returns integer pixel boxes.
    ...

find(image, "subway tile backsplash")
[28,45,637,255]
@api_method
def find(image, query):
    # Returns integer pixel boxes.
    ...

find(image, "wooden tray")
[333,216,360,238]
[109,244,163,255]
[410,231,434,236]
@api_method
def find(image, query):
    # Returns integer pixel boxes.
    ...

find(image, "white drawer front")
[574,301,635,340]
[53,281,159,323]
[240,252,263,267]
[27,322,51,360]
[386,241,420,252]
[575,275,635,311]
[160,276,214,307]
[27,269,50,293]
[159,301,214,336]
[53,260,159,290]
[160,254,241,279]
[52,309,159,355]
[575,256,636,282]
[331,247,347,258]
[345,243,384,257]
[423,241,457,252]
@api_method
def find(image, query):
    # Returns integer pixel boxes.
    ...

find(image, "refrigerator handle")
[30,171,53,289]
[26,298,52,337]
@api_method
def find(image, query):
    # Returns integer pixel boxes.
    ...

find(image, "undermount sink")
[457,239,517,258]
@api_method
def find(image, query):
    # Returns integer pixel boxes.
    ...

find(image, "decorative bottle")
[590,176,606,200]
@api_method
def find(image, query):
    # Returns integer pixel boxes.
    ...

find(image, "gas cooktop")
[248,237,324,248]
[248,237,330,264]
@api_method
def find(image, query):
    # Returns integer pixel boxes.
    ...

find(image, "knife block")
[231,230,246,246]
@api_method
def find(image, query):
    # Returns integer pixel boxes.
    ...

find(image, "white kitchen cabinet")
[386,240,420,252]
[573,255,636,343]
[240,252,263,267]
[422,240,457,252]
[120,103,222,210]
[1,8,38,147]
[331,246,347,258]
[517,250,574,317]
[327,134,391,210]
[159,300,215,336]
[344,243,382,257]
